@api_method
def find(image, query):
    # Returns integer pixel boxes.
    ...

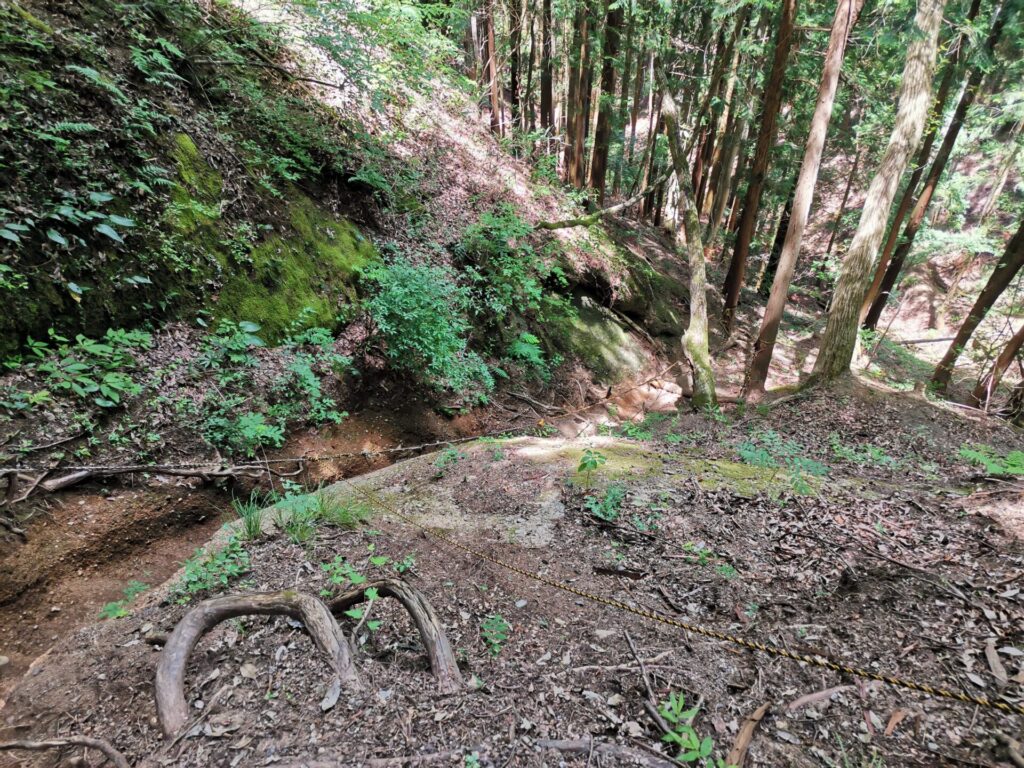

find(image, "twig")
[0,736,130,768]
[625,630,673,737]
[725,702,770,768]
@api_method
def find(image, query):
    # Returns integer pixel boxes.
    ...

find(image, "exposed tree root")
[0,735,131,768]
[330,578,463,694]
[155,590,358,738]
[537,737,678,767]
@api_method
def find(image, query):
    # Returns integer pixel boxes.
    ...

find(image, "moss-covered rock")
[550,294,652,384]
[215,196,377,340]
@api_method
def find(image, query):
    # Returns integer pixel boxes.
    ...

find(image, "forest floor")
[3,379,1023,768]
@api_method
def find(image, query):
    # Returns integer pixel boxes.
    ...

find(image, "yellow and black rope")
[344,478,1024,718]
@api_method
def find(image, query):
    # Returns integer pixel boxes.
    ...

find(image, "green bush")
[365,258,492,396]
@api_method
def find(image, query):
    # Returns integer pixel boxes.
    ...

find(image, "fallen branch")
[537,737,678,767]
[155,590,358,737]
[787,685,852,711]
[625,630,673,737]
[0,736,130,768]
[330,579,463,694]
[725,702,770,768]
[536,172,670,230]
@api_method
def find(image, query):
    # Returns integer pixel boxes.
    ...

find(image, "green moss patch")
[215,195,377,340]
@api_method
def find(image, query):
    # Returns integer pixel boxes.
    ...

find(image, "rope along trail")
[342,478,1024,718]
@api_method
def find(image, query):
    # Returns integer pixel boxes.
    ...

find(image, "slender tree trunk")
[759,185,795,294]
[971,321,1024,408]
[720,0,796,331]
[861,2,1007,331]
[525,12,537,132]
[588,0,624,203]
[860,0,984,320]
[567,2,593,187]
[627,50,648,166]
[540,0,554,131]
[745,0,865,397]
[932,220,1024,392]
[485,0,503,136]
[611,8,635,195]
[510,0,523,132]
[812,0,946,382]
[979,120,1024,223]
[655,64,718,410]
[563,5,586,178]
[824,142,863,257]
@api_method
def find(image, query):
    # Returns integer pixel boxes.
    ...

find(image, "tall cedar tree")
[861,1,1007,330]
[745,0,865,397]
[812,0,947,381]
[588,0,624,202]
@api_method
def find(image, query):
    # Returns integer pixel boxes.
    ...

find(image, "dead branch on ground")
[0,736,130,768]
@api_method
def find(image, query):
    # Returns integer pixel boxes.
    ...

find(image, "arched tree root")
[329,578,463,694]
[0,736,131,768]
[155,590,359,738]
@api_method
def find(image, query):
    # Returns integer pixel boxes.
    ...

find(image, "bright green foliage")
[99,579,150,619]
[365,258,492,396]
[737,429,828,495]
[658,692,733,766]
[458,205,545,323]
[959,444,1024,476]
[277,491,370,543]
[2,328,151,410]
[394,554,416,573]
[506,332,556,382]
[172,539,250,603]
[577,448,607,486]
[584,483,626,522]
[434,447,464,474]
[480,614,511,656]
[321,555,367,590]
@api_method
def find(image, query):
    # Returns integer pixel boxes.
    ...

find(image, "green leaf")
[95,223,123,242]
[344,607,363,620]
[106,214,135,227]
[238,321,262,333]
[46,229,68,246]
[0,229,21,243]
[366,620,382,631]
[88,191,114,204]
[364,587,379,600]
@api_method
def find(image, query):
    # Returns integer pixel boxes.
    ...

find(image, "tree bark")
[971,321,1024,408]
[979,120,1023,224]
[744,0,865,397]
[588,0,624,203]
[509,0,523,132]
[611,6,635,195]
[540,0,554,131]
[655,64,718,410]
[565,1,593,186]
[862,3,1008,330]
[485,0,503,136]
[812,0,947,382]
[860,0,987,325]
[932,219,1024,392]
[721,0,796,331]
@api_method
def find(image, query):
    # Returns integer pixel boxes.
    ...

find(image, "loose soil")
[2,382,1022,767]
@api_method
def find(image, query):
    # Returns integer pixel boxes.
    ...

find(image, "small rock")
[595,629,616,640]
[623,721,644,737]
[141,623,153,634]
[0,655,9,668]
[50,606,60,613]
[515,599,528,609]
[194,700,205,710]
[607,694,624,707]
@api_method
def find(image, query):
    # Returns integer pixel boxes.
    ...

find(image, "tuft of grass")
[232,491,265,541]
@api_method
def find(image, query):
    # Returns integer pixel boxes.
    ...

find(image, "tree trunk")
[824,141,863,257]
[627,50,648,166]
[611,7,635,195]
[745,0,865,397]
[860,0,986,322]
[485,0,503,136]
[563,4,586,179]
[525,11,537,131]
[588,0,624,203]
[720,0,796,331]
[932,219,1024,392]
[812,0,946,382]
[566,2,593,187]
[510,0,523,132]
[655,64,718,410]
[979,120,1024,224]
[971,321,1024,408]
[540,0,554,131]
